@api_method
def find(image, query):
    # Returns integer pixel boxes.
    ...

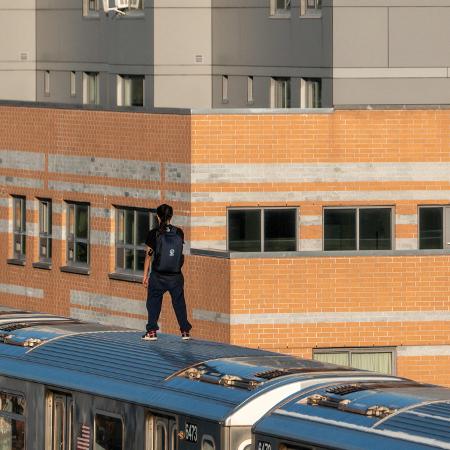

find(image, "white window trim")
[323,206,394,252]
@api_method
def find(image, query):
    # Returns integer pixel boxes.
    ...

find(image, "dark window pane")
[75,242,88,264]
[264,209,296,251]
[0,392,25,415]
[76,205,89,239]
[359,208,391,250]
[40,237,48,258]
[131,77,144,107]
[419,207,443,249]
[0,417,25,450]
[116,247,124,269]
[95,414,123,450]
[324,209,356,251]
[124,210,135,245]
[229,210,261,252]
[136,211,150,245]
[136,249,146,272]
[125,249,134,270]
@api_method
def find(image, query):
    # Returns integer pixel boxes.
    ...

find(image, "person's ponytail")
[156,204,173,233]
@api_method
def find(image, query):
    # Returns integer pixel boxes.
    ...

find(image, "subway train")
[1,307,450,450]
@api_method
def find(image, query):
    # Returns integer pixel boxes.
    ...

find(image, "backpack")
[153,226,184,273]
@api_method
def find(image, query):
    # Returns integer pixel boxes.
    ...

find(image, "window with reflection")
[228,208,297,252]
[116,207,155,274]
[38,199,52,262]
[419,206,444,249]
[0,391,26,450]
[95,414,123,450]
[12,196,26,260]
[66,202,90,266]
[324,207,391,251]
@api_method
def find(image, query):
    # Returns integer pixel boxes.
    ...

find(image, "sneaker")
[181,331,191,340]
[142,330,157,341]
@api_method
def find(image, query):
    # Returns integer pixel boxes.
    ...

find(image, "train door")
[45,392,73,450]
[148,415,178,450]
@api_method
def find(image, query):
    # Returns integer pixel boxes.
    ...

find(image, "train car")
[253,378,450,449]
[0,306,448,450]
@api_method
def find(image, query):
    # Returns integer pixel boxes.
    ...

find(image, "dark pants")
[146,271,192,333]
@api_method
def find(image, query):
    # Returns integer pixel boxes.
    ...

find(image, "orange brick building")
[1,103,450,385]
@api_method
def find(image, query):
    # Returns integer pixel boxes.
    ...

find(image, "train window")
[46,393,73,450]
[155,420,168,450]
[202,435,216,450]
[0,391,26,450]
[95,413,123,450]
[170,421,178,450]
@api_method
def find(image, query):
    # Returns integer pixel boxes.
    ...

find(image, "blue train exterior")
[0,307,449,450]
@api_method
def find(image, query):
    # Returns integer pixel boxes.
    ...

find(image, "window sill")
[108,272,144,284]
[269,13,291,19]
[121,11,145,19]
[60,265,90,276]
[7,258,25,267]
[299,12,322,19]
[32,261,52,270]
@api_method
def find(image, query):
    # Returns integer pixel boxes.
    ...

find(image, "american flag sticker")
[76,424,91,450]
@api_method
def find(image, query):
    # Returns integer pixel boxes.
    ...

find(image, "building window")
[271,77,291,108]
[222,75,229,103]
[247,76,254,104]
[0,391,26,450]
[83,72,99,105]
[117,75,144,107]
[66,202,89,266]
[270,0,291,16]
[313,348,395,375]
[38,199,52,262]
[95,414,123,450]
[70,72,76,97]
[115,207,155,274]
[130,0,144,9]
[300,0,321,16]
[300,78,321,108]
[324,207,392,251]
[12,196,26,260]
[83,0,99,16]
[44,71,50,96]
[418,206,450,249]
[228,208,297,252]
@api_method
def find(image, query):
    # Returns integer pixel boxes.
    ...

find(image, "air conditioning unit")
[115,0,129,8]
[129,0,141,9]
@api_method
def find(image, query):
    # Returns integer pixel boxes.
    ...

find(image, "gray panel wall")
[211,0,333,108]
[333,0,450,105]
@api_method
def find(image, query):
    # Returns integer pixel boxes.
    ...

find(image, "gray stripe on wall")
[193,309,230,324]
[90,230,112,246]
[190,162,450,184]
[91,207,112,219]
[0,176,43,189]
[49,181,160,200]
[0,219,8,233]
[300,215,322,226]
[192,190,450,203]
[396,238,417,250]
[396,214,418,225]
[164,191,190,203]
[70,290,147,316]
[165,163,190,184]
[0,150,44,171]
[0,283,44,299]
[397,345,450,357]
[193,309,450,325]
[70,308,145,330]
[48,155,160,181]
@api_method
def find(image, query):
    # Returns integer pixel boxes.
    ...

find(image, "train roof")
[254,379,450,449]
[0,308,397,424]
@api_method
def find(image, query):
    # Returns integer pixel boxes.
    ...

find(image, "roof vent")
[0,333,45,348]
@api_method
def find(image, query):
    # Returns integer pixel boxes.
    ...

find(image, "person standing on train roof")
[142,203,192,341]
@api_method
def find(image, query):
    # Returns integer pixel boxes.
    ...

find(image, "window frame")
[247,76,254,104]
[70,71,76,97]
[44,71,50,96]
[83,72,99,105]
[227,207,299,252]
[323,206,394,252]
[94,411,124,450]
[66,202,90,267]
[117,74,145,107]
[115,206,155,275]
[300,78,322,108]
[418,205,450,250]
[313,347,397,375]
[299,0,322,16]
[270,0,291,17]
[271,77,291,108]
[12,196,26,260]
[83,0,100,16]
[38,198,52,263]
